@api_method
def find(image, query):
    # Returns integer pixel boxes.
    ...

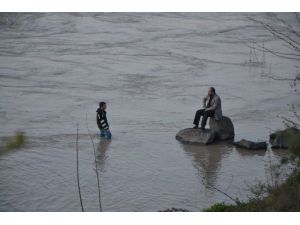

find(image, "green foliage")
[159,208,190,212]
[289,132,300,158]
[4,131,26,150]
[280,157,289,164]
[204,202,235,212]
[277,128,300,165]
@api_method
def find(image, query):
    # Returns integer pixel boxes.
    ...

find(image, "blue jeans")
[100,129,112,139]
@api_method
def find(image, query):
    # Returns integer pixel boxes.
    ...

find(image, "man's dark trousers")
[193,109,215,128]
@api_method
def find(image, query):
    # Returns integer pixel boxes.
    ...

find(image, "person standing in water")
[193,87,222,130]
[96,101,112,139]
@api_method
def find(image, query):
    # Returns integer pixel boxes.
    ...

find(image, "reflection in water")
[96,138,111,172]
[180,143,232,188]
[234,146,266,157]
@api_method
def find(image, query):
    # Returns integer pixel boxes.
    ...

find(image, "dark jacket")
[96,108,109,130]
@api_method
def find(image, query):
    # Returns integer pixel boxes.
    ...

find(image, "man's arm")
[205,96,220,111]
[203,96,208,108]
[96,112,101,129]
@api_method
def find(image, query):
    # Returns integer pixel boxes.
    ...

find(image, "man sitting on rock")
[193,87,222,130]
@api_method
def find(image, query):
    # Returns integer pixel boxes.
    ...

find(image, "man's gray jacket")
[203,93,223,120]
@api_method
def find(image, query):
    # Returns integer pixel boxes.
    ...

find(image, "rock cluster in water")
[233,127,300,151]
[176,115,300,152]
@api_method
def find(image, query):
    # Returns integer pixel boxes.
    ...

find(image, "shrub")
[4,131,26,150]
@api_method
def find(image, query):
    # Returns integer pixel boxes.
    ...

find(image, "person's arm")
[205,97,220,111]
[96,112,101,129]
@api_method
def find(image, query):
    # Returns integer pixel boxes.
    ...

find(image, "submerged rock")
[209,116,234,140]
[234,139,267,150]
[175,128,216,145]
[270,127,300,149]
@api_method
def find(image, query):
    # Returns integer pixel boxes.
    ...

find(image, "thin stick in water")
[85,113,103,212]
[76,123,85,212]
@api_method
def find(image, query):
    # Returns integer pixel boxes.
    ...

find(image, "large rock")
[209,116,234,140]
[175,128,216,145]
[234,139,267,150]
[270,127,300,149]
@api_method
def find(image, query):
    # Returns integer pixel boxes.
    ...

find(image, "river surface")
[0,13,299,211]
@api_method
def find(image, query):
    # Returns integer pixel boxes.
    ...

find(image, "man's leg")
[106,130,112,140]
[100,129,105,137]
[101,129,112,139]
[201,110,215,129]
[193,109,205,127]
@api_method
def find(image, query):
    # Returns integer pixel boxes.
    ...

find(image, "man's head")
[208,87,215,97]
[99,101,106,110]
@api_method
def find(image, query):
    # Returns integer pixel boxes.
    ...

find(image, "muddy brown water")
[0,13,299,211]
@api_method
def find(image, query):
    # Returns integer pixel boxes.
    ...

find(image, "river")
[0,12,299,211]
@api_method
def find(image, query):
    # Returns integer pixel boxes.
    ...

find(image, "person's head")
[99,101,106,110]
[208,87,215,97]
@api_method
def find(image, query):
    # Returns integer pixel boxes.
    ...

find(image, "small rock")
[175,128,216,145]
[234,139,267,150]
[209,116,234,140]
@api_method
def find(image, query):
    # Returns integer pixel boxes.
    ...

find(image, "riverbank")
[204,128,300,212]
[204,169,300,212]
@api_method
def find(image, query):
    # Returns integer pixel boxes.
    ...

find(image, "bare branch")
[280,115,300,129]
[205,181,239,204]
[291,104,300,122]
[263,23,300,51]
[270,13,300,40]
[295,12,300,24]
[256,42,300,58]
[260,72,297,81]
[237,38,300,61]
[196,165,239,205]
[247,16,300,52]
[281,42,300,53]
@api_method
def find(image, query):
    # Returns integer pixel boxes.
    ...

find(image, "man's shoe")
[199,127,206,131]
[193,125,199,129]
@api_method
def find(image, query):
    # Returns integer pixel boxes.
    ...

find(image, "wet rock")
[175,128,216,145]
[234,139,267,150]
[209,116,234,140]
[270,127,300,149]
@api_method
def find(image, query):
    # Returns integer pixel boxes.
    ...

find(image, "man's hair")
[210,87,215,94]
[99,101,106,108]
